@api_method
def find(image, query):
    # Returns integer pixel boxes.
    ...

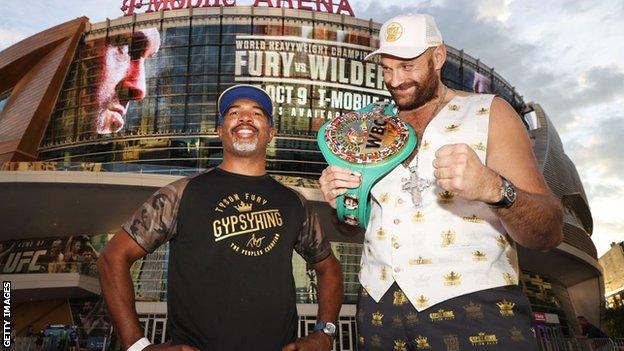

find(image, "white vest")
[359,94,519,311]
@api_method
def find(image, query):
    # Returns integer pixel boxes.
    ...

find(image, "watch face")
[324,111,410,164]
[323,322,337,335]
[505,183,516,202]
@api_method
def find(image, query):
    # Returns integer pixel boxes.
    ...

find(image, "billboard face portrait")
[95,28,161,134]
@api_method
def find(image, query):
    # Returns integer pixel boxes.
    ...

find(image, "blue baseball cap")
[217,84,274,126]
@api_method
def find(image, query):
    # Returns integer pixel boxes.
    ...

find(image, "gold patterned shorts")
[356,283,538,351]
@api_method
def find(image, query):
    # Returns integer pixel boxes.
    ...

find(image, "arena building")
[0,1,600,349]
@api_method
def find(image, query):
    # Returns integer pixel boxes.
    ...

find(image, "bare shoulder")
[488,96,528,139]
[490,96,519,117]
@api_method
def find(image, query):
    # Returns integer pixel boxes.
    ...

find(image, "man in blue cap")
[98,84,343,351]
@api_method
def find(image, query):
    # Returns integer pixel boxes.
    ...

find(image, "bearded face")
[386,58,439,111]
[218,98,275,158]
[93,28,161,134]
[95,46,134,134]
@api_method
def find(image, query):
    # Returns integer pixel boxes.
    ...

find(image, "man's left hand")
[282,332,333,351]
[432,143,501,203]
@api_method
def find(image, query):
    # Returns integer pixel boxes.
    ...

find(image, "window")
[523,110,539,130]
[0,89,12,114]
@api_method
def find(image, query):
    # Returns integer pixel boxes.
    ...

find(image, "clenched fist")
[432,143,502,203]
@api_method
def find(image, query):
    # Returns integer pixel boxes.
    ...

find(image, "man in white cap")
[319,14,563,350]
[98,84,343,351]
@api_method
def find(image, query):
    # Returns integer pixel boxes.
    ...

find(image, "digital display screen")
[48,24,389,141]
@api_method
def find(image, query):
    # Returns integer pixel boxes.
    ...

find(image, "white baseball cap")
[365,13,443,60]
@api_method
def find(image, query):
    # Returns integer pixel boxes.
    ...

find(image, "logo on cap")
[385,22,403,42]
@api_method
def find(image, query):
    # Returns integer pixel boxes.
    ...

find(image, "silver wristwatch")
[313,321,337,338]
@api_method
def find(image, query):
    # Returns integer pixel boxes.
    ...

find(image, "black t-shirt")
[123,167,331,350]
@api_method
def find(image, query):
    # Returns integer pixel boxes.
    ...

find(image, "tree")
[604,306,624,338]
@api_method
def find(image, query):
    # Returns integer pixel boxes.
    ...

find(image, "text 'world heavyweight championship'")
[317,102,416,229]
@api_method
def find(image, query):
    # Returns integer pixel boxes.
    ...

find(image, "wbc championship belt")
[317,102,416,229]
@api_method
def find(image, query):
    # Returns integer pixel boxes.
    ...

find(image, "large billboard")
[67,27,162,136]
[0,235,107,275]
[234,34,389,122]
[47,19,387,142]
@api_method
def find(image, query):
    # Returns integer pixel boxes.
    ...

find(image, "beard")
[95,107,124,134]
[233,140,258,154]
[228,123,261,156]
[95,74,125,134]
[388,59,439,111]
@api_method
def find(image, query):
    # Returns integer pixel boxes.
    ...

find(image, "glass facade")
[0,89,11,114]
[38,8,524,178]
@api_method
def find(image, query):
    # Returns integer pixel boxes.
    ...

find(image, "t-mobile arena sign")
[121,0,355,16]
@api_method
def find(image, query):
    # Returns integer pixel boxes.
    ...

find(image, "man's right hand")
[144,342,199,351]
[319,166,361,208]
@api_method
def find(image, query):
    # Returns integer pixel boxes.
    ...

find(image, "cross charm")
[402,165,433,207]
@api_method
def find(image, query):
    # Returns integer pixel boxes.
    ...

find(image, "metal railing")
[15,333,624,350]
[538,337,623,351]
[0,161,202,176]
[0,160,319,184]
[0,161,323,188]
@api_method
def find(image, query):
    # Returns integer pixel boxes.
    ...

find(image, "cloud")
[576,66,624,106]
[588,196,624,258]
[565,113,624,176]
[0,27,27,51]
[594,231,624,259]
[538,65,624,116]
[0,0,123,51]
[357,0,624,130]
[476,0,513,22]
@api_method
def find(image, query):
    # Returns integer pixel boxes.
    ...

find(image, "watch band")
[127,337,151,351]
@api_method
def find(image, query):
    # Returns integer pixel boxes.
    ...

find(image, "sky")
[1,0,623,257]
